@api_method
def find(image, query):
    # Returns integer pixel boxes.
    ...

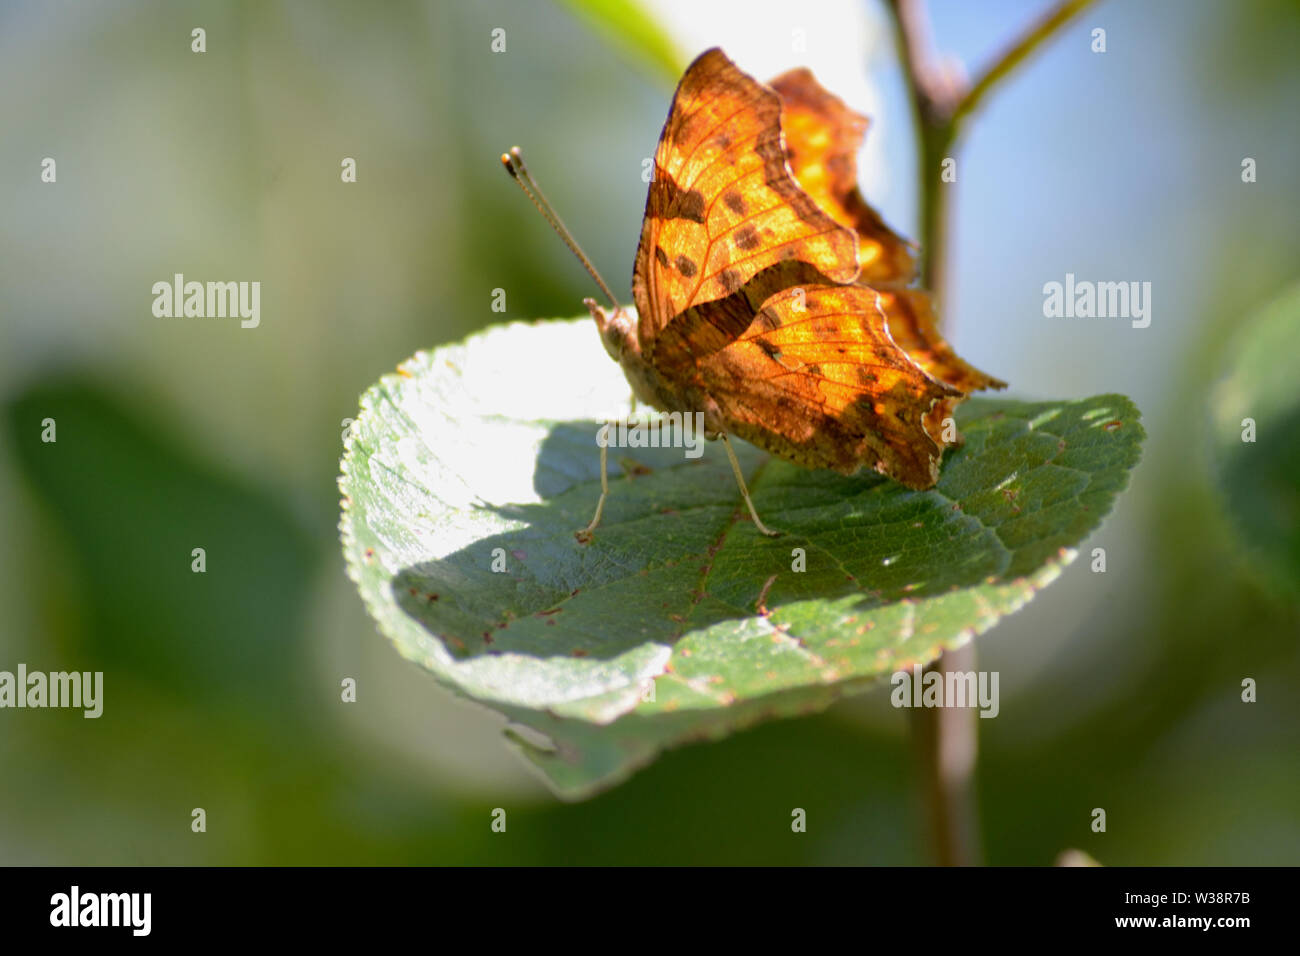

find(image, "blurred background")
[1,0,1296,864]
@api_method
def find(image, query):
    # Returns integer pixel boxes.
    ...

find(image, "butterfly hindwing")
[696,284,960,487]
[876,288,1007,394]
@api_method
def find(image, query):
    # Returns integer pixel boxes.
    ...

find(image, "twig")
[886,0,1096,299]
[953,0,1096,128]
[910,644,982,866]
[883,0,1094,867]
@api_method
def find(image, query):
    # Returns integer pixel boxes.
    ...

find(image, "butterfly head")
[584,297,638,363]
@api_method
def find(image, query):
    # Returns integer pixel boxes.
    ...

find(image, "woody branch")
[882,0,1096,867]
[886,0,1096,298]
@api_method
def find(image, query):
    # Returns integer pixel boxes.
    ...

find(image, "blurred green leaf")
[340,319,1144,796]
[5,381,317,717]
[1210,280,1300,593]
[555,0,685,86]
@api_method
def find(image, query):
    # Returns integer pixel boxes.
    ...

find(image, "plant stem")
[883,0,1094,867]
[952,0,1097,129]
[911,643,982,866]
[887,0,1096,302]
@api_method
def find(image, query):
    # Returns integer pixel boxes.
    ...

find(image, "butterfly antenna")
[501,146,620,309]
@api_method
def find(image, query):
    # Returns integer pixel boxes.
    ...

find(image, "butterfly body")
[587,298,725,440]
[586,301,658,406]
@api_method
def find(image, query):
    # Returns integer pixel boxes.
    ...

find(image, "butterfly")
[504,47,1003,540]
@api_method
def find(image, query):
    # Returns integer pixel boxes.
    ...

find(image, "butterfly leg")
[575,428,611,543]
[720,434,780,536]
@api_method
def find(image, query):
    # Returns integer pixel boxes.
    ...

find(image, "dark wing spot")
[724,191,746,215]
[647,171,707,224]
[675,255,698,277]
[733,224,760,250]
[654,245,669,267]
[719,269,743,292]
[806,364,823,377]
[758,339,782,359]
[677,189,706,224]
[755,306,782,331]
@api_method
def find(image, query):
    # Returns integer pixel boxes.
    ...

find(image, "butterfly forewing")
[632,48,860,363]
[770,68,920,285]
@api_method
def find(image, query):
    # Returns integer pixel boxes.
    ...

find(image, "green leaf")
[340,319,1144,797]
[6,381,317,718]
[554,0,685,87]
[1209,280,1300,592]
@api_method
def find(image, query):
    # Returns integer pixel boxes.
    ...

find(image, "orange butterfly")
[504,47,1003,539]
